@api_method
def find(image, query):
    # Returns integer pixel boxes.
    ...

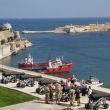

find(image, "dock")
[0,65,110,110]
[0,65,110,95]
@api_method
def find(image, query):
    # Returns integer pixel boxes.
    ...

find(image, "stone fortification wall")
[55,23,110,33]
[0,30,15,44]
[69,23,110,33]
[0,30,32,59]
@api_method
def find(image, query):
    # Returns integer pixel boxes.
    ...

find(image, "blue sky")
[0,0,110,18]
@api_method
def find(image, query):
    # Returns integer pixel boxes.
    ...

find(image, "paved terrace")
[0,65,110,110]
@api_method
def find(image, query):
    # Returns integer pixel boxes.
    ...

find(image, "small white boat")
[80,75,103,87]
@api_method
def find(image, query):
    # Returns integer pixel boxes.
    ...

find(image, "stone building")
[0,44,11,59]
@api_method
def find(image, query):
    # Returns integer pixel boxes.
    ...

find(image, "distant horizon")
[0,17,110,19]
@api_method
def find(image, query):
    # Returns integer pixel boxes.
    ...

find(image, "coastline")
[0,30,32,60]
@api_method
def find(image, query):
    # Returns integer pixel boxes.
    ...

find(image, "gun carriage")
[16,74,42,88]
[1,71,25,84]
[36,80,58,95]
[85,93,110,110]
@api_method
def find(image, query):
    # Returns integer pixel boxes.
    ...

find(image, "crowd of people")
[44,75,92,106]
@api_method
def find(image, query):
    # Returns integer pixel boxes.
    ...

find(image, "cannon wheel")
[16,83,20,87]
[85,103,90,109]
[21,84,25,88]
[36,88,40,93]
[104,104,109,109]
[93,106,98,110]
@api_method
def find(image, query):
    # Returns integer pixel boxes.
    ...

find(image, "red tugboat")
[36,57,73,74]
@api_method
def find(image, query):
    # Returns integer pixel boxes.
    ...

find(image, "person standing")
[49,83,54,101]
[75,86,81,106]
[88,86,92,96]
[88,86,93,103]
[44,84,50,104]
[69,87,75,106]
[55,83,62,105]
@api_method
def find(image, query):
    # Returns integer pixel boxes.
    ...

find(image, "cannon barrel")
[2,72,25,76]
[19,74,42,80]
[38,80,58,86]
[91,93,110,100]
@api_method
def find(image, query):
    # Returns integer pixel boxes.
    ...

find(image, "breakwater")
[22,29,67,34]
[57,23,110,33]
[22,23,110,34]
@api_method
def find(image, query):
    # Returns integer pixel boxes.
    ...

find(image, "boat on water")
[18,54,48,67]
[18,55,73,73]
[35,58,73,74]
[18,54,36,67]
[80,75,103,87]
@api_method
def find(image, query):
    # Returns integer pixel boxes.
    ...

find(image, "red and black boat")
[35,58,73,74]
[18,55,73,74]
[18,54,48,67]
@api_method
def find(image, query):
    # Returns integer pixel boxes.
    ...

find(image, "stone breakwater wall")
[56,23,110,33]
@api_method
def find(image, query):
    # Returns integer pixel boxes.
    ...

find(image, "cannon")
[60,86,87,102]
[36,80,58,95]
[85,93,110,110]
[16,74,42,88]
[78,86,88,96]
[1,71,25,84]
[38,80,58,86]
[60,86,70,102]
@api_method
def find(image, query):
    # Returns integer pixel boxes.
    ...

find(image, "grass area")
[62,108,73,110]
[0,86,37,107]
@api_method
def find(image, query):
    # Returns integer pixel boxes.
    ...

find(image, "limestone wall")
[0,30,15,44]
[0,30,32,59]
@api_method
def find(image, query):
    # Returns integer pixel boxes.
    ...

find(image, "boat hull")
[18,62,48,67]
[36,63,72,74]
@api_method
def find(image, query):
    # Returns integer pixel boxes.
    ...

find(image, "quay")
[0,65,110,110]
[0,65,110,95]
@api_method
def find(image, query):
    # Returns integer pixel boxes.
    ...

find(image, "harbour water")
[0,18,110,87]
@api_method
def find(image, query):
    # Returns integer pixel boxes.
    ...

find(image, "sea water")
[0,18,110,87]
